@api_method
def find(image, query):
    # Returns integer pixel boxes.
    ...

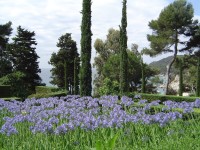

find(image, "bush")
[28,91,67,99]
[35,86,60,94]
[28,86,67,99]
[98,78,120,96]
[0,85,11,98]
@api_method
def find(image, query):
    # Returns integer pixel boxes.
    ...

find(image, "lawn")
[0,95,200,150]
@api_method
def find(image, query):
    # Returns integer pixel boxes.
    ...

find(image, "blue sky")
[0,0,199,68]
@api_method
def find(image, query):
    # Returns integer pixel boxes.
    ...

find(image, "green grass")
[0,109,200,150]
[1,97,21,101]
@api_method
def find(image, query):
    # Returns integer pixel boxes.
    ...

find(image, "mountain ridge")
[149,55,179,75]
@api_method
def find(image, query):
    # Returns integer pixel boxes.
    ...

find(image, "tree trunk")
[141,63,145,93]
[64,60,67,92]
[179,58,183,96]
[165,30,178,95]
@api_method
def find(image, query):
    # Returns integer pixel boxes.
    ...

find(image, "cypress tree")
[74,57,80,95]
[196,57,200,96]
[80,0,92,96]
[120,0,128,94]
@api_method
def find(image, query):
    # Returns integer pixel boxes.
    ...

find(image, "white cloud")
[0,0,199,68]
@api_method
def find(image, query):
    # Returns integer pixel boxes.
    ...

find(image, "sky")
[0,0,200,68]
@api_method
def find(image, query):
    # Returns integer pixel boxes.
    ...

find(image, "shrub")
[28,86,67,99]
[28,91,67,99]
[35,86,60,94]
[98,78,120,96]
[0,85,11,98]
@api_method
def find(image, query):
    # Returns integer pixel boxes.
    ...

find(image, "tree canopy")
[8,26,42,96]
[0,21,12,78]
[49,33,80,94]
[93,28,120,96]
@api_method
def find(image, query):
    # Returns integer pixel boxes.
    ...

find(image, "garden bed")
[0,95,200,149]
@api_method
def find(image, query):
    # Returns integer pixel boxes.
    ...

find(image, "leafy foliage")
[0,21,13,78]
[93,28,120,96]
[8,26,42,97]
[0,71,29,99]
[103,51,141,91]
[184,22,200,96]
[143,0,194,94]
[100,51,158,95]
[49,33,80,94]
[98,78,119,96]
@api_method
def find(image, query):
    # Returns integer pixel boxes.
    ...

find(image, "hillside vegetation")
[149,56,180,75]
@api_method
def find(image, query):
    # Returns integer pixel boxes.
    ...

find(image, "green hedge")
[35,86,60,94]
[27,86,68,99]
[0,85,11,98]
[28,91,67,99]
[128,93,199,103]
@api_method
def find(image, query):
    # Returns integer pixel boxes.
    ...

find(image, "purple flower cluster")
[0,96,199,136]
[163,99,200,113]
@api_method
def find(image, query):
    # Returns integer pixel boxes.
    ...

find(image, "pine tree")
[8,26,42,95]
[142,0,194,95]
[0,21,13,78]
[183,20,200,96]
[80,0,92,96]
[49,33,80,94]
[120,0,128,94]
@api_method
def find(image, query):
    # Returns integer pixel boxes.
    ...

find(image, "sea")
[39,68,97,88]
[39,68,53,87]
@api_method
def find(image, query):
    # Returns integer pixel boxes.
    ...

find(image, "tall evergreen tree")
[8,26,42,95]
[120,0,128,94]
[80,0,92,96]
[0,21,12,78]
[49,33,80,94]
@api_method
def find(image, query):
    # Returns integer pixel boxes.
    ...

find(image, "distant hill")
[149,55,180,75]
